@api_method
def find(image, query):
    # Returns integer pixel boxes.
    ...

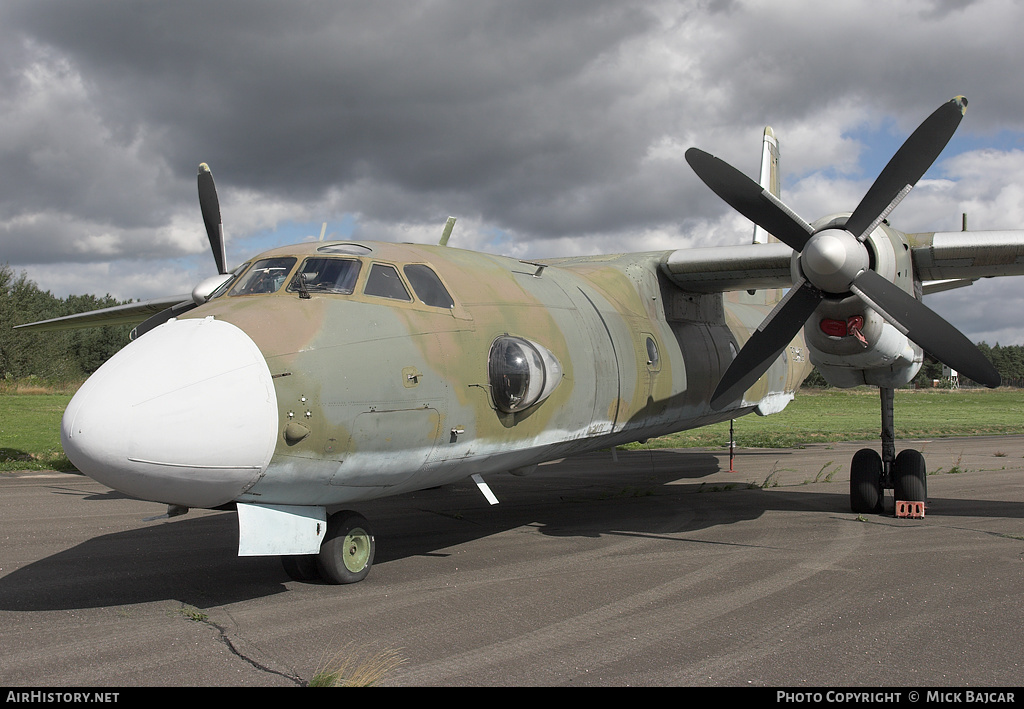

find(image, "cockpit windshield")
[229,257,297,295]
[286,257,361,295]
[222,254,455,309]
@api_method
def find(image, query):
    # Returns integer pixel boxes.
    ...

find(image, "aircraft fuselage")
[159,240,809,508]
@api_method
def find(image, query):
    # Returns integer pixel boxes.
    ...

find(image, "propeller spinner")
[686,96,1000,410]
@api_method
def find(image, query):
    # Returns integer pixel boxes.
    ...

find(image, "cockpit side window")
[403,264,454,309]
[229,257,297,295]
[208,262,250,300]
[364,263,412,301]
[286,257,361,295]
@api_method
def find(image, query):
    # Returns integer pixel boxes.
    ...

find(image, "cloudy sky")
[3,0,1024,344]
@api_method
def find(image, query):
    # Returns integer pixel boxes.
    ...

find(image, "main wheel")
[893,448,927,503]
[850,448,883,513]
[316,511,376,584]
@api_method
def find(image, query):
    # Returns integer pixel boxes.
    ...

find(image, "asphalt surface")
[2,436,1023,687]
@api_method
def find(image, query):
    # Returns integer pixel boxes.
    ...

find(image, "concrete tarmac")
[1,436,1023,687]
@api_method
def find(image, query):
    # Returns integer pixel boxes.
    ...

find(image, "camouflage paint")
[182,239,812,506]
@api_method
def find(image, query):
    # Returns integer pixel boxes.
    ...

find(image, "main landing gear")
[849,387,927,514]
[280,510,376,584]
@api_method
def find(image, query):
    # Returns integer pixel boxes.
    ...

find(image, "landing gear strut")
[849,387,927,513]
[280,510,376,584]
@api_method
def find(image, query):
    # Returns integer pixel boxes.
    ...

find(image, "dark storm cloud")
[2,0,1024,344]
[6,0,1021,247]
[4,2,659,217]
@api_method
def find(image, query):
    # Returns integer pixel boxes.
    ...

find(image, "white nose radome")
[62,317,279,509]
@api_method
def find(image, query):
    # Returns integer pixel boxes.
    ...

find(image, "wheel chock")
[895,500,925,518]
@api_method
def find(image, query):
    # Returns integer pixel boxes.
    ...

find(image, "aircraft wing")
[909,230,1024,293]
[660,241,794,293]
[14,294,192,332]
[661,231,1024,294]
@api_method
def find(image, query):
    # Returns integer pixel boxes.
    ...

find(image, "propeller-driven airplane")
[17,97,1024,584]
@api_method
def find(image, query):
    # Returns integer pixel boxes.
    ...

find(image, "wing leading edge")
[14,295,191,333]
[910,230,1024,288]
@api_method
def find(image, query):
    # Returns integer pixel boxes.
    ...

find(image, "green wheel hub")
[342,526,372,573]
[317,511,376,584]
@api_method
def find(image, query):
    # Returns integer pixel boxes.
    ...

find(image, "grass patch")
[177,604,209,623]
[626,387,1024,450]
[310,645,407,687]
[0,391,76,472]
[811,461,841,484]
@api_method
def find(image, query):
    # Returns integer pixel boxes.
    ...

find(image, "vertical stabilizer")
[752,127,780,244]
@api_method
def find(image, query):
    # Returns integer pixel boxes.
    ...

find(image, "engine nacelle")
[806,297,923,388]
[799,217,923,389]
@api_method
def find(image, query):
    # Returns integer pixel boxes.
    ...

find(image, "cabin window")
[317,243,373,256]
[403,264,454,309]
[286,257,361,295]
[229,257,297,295]
[487,336,562,413]
[646,337,660,369]
[364,263,412,301]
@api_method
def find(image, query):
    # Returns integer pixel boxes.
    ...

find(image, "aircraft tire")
[893,448,927,503]
[281,554,320,582]
[316,511,376,584]
[850,448,883,513]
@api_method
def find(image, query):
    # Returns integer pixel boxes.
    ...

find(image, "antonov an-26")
[17,97,1024,583]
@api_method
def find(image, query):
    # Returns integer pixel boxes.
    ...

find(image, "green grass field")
[627,387,1024,450]
[0,391,77,472]
[3,386,1024,472]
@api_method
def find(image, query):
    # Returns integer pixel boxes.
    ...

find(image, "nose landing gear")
[281,510,376,584]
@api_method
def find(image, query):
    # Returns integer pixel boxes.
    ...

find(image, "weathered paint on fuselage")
[182,241,812,507]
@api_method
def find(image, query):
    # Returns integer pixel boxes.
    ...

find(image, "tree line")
[972,342,1024,386]
[1,264,132,384]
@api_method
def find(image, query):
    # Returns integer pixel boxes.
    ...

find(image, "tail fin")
[752,127,780,244]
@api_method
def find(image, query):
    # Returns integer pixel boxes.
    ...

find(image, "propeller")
[131,163,231,338]
[198,163,228,275]
[685,96,1000,409]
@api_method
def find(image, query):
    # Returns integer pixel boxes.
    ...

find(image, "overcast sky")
[3,0,1024,345]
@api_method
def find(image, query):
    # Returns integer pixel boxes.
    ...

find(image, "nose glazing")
[62,317,279,509]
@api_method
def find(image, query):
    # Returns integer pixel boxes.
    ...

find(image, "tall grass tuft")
[309,645,407,687]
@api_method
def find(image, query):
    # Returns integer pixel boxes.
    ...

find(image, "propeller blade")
[850,269,999,388]
[685,148,815,252]
[198,163,227,275]
[845,97,967,240]
[129,300,198,340]
[711,280,823,409]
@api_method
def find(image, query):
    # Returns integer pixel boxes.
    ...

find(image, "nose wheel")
[281,510,376,584]
[849,387,927,514]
